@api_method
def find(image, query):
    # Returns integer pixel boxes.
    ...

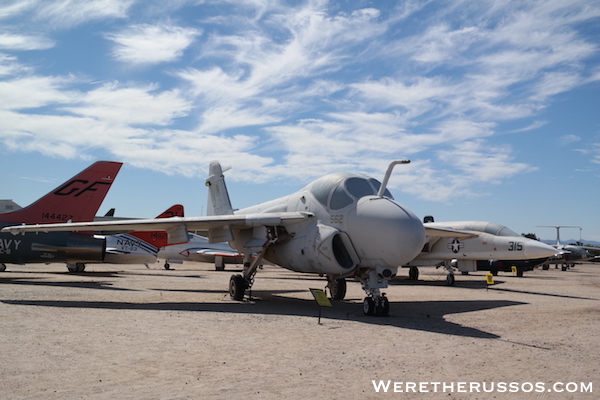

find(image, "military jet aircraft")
[95,205,185,267]
[157,232,245,270]
[3,160,433,316]
[403,217,558,284]
[0,161,122,272]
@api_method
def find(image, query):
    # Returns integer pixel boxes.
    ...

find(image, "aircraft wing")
[1,212,314,245]
[192,249,243,257]
[425,226,479,239]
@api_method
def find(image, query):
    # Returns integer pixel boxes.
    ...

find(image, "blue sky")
[1,0,599,242]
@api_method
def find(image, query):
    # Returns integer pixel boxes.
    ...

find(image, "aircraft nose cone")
[347,196,425,267]
[523,240,558,259]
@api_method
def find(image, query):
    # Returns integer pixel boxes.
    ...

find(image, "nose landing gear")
[363,292,389,316]
[358,267,396,316]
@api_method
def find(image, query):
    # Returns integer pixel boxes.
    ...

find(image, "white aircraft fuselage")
[407,221,557,266]
[233,179,424,277]
[229,173,426,278]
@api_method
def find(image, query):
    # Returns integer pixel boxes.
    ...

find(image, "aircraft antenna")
[378,160,410,197]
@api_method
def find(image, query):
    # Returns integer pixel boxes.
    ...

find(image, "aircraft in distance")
[403,217,558,284]
[94,205,186,269]
[157,232,245,270]
[3,160,436,316]
[0,161,122,272]
[537,226,600,270]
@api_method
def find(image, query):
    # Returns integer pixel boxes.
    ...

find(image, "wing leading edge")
[2,212,314,244]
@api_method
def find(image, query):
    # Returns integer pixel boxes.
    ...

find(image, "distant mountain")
[541,239,600,248]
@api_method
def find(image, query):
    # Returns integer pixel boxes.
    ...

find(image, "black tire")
[542,264,549,270]
[409,266,419,280]
[0,263,6,272]
[516,270,524,277]
[492,270,498,276]
[229,274,247,301]
[68,263,85,273]
[329,278,347,300]
[363,297,375,316]
[164,263,170,270]
[446,274,455,286]
[378,297,390,316]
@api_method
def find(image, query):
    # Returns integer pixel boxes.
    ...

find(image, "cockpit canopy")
[434,221,521,237]
[310,173,394,210]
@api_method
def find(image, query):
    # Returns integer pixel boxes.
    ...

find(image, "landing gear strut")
[440,261,455,286]
[228,227,278,301]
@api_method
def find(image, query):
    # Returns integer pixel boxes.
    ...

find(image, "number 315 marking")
[508,242,523,251]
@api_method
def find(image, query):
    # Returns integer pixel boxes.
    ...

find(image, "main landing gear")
[326,275,347,301]
[228,227,278,301]
[435,261,455,286]
[67,262,85,273]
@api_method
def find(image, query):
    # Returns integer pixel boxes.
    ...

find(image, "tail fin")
[129,205,185,248]
[1,161,122,225]
[205,161,233,216]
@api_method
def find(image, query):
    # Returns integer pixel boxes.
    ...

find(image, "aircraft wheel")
[363,297,375,316]
[0,263,6,272]
[542,264,549,270]
[229,274,247,301]
[516,270,524,277]
[561,265,567,271]
[446,274,455,286]
[67,263,85,273]
[377,296,390,316]
[164,263,170,270]
[492,270,498,276]
[409,266,419,280]
[461,271,469,275]
[329,278,347,300]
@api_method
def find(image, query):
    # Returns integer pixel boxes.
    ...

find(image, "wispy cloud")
[34,0,134,28]
[0,33,54,50]
[0,0,598,201]
[107,23,202,65]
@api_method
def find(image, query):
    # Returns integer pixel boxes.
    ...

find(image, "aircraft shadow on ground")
[1,291,525,339]
[0,277,134,291]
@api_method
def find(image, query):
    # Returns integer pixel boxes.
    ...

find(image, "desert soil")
[0,261,598,399]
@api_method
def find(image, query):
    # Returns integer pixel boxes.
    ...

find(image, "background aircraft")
[537,226,600,270]
[403,217,558,284]
[157,232,244,270]
[0,161,122,272]
[4,160,431,316]
[92,205,186,269]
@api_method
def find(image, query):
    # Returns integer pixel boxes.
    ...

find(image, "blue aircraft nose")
[347,196,425,268]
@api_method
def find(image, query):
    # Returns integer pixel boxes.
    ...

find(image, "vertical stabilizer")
[129,204,186,247]
[205,161,233,216]
[1,161,122,225]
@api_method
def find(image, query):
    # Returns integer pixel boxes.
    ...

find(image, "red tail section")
[130,205,185,248]
[1,161,123,225]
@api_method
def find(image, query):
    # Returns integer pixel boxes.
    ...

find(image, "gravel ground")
[1,261,598,399]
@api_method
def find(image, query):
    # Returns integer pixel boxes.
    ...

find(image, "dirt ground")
[0,261,598,399]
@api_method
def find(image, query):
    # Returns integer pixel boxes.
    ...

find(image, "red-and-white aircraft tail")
[128,204,185,248]
[1,161,123,225]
